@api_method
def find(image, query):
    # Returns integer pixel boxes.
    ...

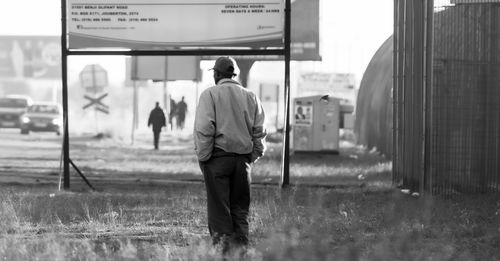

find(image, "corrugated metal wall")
[393,0,433,193]
[355,36,393,158]
[394,0,500,194]
[431,0,500,193]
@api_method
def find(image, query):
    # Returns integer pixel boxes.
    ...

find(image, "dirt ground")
[1,129,499,260]
[0,128,392,191]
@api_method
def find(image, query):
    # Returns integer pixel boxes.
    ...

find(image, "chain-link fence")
[394,0,500,194]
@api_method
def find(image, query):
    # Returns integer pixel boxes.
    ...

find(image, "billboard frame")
[60,0,292,189]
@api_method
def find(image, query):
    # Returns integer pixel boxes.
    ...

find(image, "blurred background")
[0,0,393,143]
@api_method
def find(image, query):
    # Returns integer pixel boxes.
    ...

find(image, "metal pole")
[423,0,434,193]
[195,82,199,112]
[67,49,284,56]
[130,80,137,145]
[165,82,170,130]
[69,158,96,191]
[420,0,426,195]
[163,81,168,114]
[393,0,399,187]
[280,0,291,187]
[133,69,139,130]
[134,81,138,129]
[92,64,99,133]
[275,83,280,132]
[485,4,497,192]
[58,116,66,191]
[131,57,137,144]
[61,0,70,190]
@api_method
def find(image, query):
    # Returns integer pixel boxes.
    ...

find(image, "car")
[0,95,33,129]
[20,102,63,135]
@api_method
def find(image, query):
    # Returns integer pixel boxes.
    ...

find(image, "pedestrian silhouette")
[169,98,176,131]
[176,96,188,130]
[147,102,166,150]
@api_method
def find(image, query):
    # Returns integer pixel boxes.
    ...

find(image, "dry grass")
[0,183,499,260]
[0,134,499,260]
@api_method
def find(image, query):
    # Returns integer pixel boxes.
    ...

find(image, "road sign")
[79,64,108,93]
[83,93,109,114]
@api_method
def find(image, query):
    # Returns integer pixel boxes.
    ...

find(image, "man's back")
[194,78,266,162]
[149,107,165,129]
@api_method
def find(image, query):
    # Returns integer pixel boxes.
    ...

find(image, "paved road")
[0,128,62,154]
[0,129,63,184]
[0,128,199,189]
[0,130,60,189]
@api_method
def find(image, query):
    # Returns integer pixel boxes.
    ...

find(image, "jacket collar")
[217,78,241,86]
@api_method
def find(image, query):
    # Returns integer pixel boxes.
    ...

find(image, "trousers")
[199,149,252,250]
[153,130,160,149]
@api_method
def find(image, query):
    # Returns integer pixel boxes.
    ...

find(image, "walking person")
[194,56,267,253]
[169,98,177,131]
[147,101,166,150]
[176,96,188,130]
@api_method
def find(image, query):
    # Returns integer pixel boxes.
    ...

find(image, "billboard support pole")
[61,0,70,190]
[131,80,137,145]
[280,0,291,188]
[164,57,169,129]
[163,81,168,117]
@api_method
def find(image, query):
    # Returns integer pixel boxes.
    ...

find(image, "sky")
[0,0,394,85]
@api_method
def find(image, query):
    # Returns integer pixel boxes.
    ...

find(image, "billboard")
[290,0,320,61]
[202,0,321,61]
[68,0,284,50]
[0,36,61,79]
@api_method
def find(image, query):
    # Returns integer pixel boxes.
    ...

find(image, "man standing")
[148,101,166,150]
[176,96,188,130]
[194,56,266,252]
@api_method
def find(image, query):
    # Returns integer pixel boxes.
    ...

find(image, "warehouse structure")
[356,0,500,194]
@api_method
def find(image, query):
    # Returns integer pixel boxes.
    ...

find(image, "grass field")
[1,183,499,260]
[0,135,499,260]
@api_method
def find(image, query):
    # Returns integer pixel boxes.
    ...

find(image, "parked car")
[20,102,63,135]
[0,95,33,129]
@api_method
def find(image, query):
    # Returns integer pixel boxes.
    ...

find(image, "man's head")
[155,101,160,108]
[210,56,238,84]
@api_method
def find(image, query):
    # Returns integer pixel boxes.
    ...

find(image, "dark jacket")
[148,107,166,132]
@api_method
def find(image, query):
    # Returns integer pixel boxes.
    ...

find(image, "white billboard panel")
[297,73,357,106]
[68,0,284,50]
[130,56,200,81]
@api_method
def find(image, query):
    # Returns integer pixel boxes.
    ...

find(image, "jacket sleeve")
[194,90,216,162]
[251,95,267,163]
